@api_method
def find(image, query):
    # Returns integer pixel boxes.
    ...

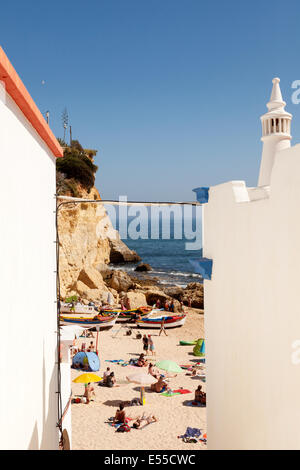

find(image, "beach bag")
[116,424,131,433]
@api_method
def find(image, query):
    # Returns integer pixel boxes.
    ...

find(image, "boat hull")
[101,307,153,323]
[136,315,186,329]
[60,314,118,329]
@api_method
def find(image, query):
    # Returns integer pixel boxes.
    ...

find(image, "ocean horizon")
[110,210,203,288]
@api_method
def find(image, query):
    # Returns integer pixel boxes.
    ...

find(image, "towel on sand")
[186,400,205,407]
[105,359,124,364]
[161,391,181,397]
[173,389,191,394]
[180,427,202,439]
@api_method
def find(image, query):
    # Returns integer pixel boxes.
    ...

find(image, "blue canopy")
[72,351,100,372]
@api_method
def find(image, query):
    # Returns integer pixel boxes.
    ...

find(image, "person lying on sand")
[132,413,158,429]
[150,376,167,393]
[137,353,148,367]
[113,403,126,424]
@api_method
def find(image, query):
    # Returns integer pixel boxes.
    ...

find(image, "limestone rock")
[142,287,169,306]
[57,194,140,300]
[76,280,109,303]
[95,263,113,281]
[107,270,134,293]
[109,239,141,263]
[123,291,147,309]
[135,263,152,272]
[182,282,204,309]
[78,267,105,290]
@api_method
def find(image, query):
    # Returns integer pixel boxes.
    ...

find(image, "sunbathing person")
[137,353,148,367]
[102,367,111,384]
[106,372,116,387]
[148,363,159,379]
[113,403,126,424]
[195,385,206,405]
[132,413,158,429]
[150,376,167,393]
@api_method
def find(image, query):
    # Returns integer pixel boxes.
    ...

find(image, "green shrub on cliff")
[56,139,98,194]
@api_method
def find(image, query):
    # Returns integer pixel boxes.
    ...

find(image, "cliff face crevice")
[57,187,140,301]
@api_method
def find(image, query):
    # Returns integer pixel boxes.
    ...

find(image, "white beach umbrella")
[126,372,156,405]
[126,372,157,386]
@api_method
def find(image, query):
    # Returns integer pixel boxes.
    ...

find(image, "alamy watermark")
[291,81,300,104]
[96,196,202,250]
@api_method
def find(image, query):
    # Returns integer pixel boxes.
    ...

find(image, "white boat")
[136,314,186,329]
[60,302,98,314]
[60,312,120,329]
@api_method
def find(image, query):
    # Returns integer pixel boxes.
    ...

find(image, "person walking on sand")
[159,317,168,336]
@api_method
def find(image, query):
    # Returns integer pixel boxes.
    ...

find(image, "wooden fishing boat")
[60,313,119,329]
[60,302,98,314]
[101,306,153,323]
[136,314,186,329]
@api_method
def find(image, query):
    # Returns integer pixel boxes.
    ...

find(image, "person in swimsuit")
[148,363,159,379]
[132,413,158,429]
[137,353,148,367]
[142,335,149,353]
[103,367,110,384]
[113,403,126,424]
[84,383,95,404]
[159,317,168,336]
[148,335,155,355]
[150,376,167,393]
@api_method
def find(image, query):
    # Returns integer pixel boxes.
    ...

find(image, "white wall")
[204,144,300,449]
[0,84,59,449]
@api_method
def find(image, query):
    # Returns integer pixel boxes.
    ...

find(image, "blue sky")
[1,0,300,201]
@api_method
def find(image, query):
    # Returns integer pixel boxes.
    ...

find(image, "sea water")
[109,207,203,288]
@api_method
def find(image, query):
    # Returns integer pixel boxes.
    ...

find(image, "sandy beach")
[71,309,206,450]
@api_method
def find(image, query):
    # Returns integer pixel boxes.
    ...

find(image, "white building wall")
[204,144,300,450]
[0,84,59,449]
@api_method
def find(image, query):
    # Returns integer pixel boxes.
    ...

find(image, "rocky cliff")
[57,186,140,301]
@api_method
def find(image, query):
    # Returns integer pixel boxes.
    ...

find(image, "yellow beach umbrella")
[73,373,102,384]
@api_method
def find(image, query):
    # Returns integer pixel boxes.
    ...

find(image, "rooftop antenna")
[61,107,69,143]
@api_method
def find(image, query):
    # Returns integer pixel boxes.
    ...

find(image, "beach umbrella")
[126,372,156,405]
[155,360,184,374]
[73,373,102,384]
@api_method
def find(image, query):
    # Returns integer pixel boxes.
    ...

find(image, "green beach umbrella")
[155,360,183,374]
